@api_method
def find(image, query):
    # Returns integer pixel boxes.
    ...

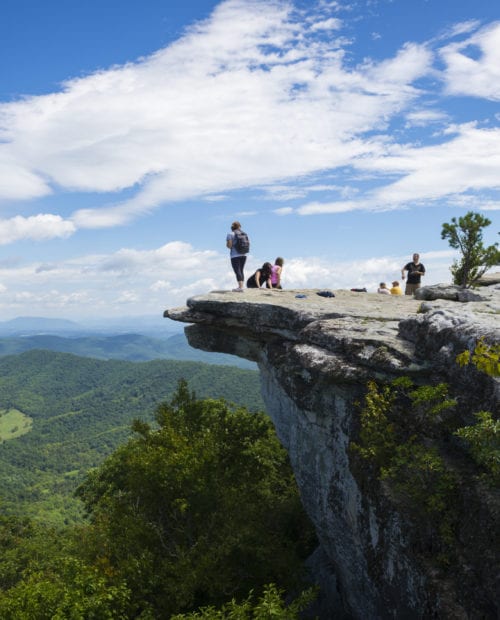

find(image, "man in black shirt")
[401,253,425,295]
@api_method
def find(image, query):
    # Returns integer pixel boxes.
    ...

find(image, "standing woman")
[226,221,248,292]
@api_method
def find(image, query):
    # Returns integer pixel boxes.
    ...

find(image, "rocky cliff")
[165,283,499,619]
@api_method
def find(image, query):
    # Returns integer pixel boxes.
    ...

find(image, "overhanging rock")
[165,285,500,619]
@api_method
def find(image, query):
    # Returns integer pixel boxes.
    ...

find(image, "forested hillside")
[0,350,263,524]
[0,384,316,618]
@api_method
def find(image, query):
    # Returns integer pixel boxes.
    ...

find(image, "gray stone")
[415,283,485,302]
[477,271,500,286]
[164,287,500,619]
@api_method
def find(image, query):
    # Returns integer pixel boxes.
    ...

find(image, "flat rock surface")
[168,288,421,321]
[166,285,500,329]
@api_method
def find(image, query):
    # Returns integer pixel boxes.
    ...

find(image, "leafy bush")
[455,412,500,484]
[455,340,499,484]
[171,584,317,619]
[456,339,500,378]
[351,377,458,551]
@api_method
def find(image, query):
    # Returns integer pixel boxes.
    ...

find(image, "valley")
[0,349,262,525]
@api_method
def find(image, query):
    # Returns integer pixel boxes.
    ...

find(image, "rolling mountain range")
[0,316,255,368]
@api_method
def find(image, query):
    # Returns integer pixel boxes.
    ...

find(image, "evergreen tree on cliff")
[441,211,500,287]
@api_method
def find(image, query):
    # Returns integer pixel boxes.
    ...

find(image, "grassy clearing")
[0,408,33,441]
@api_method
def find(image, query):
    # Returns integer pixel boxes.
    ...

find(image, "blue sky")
[0,0,499,320]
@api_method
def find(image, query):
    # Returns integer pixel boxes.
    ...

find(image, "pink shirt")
[271,264,281,285]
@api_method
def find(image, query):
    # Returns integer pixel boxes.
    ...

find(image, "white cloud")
[440,22,500,100]
[273,251,456,291]
[0,152,51,201]
[0,214,75,245]
[0,0,434,228]
[293,120,500,214]
[405,109,448,127]
[0,236,462,319]
[297,200,364,215]
[436,20,480,41]
[0,1,497,238]
[310,17,342,31]
[369,124,500,204]
[150,280,172,292]
[0,241,228,318]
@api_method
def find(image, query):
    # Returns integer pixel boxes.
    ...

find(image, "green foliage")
[381,442,458,544]
[170,584,317,619]
[456,338,500,377]
[0,382,315,618]
[352,378,456,464]
[75,381,316,618]
[455,412,500,484]
[0,516,131,619]
[351,381,397,467]
[455,341,499,484]
[440,211,500,287]
[352,377,458,551]
[0,350,263,524]
[407,383,457,421]
[0,557,130,620]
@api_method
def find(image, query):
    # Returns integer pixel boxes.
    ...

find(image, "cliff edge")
[165,284,499,619]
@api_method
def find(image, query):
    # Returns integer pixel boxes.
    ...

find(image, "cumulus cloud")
[0,214,75,245]
[0,238,459,319]
[266,252,456,291]
[0,241,228,317]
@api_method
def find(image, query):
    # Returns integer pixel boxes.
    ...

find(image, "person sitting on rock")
[390,280,403,295]
[268,257,284,289]
[247,262,273,288]
[377,282,391,295]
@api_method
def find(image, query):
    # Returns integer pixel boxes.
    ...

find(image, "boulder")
[415,283,486,302]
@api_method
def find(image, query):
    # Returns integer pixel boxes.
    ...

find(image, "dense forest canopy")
[0,379,316,619]
[0,350,263,524]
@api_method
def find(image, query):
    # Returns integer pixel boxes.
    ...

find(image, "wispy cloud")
[0,0,498,245]
[0,0,431,230]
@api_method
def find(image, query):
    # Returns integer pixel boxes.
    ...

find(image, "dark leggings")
[231,256,246,282]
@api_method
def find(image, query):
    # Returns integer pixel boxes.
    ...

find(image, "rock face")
[165,285,500,619]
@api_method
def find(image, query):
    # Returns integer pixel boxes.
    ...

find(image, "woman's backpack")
[233,230,250,254]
